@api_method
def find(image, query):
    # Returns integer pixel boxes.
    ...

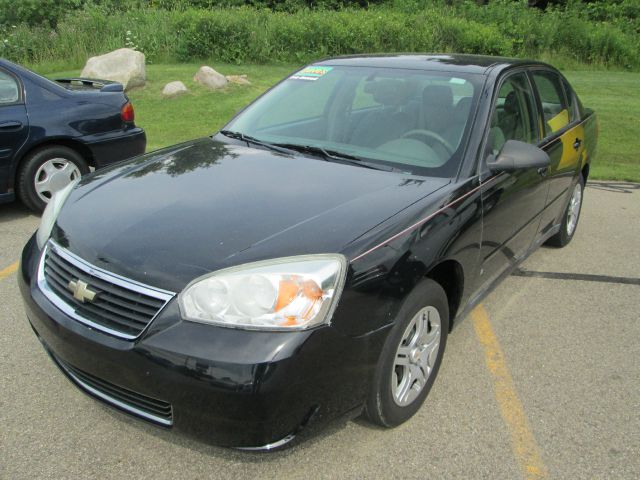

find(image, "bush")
[0,0,83,28]
[1,2,638,69]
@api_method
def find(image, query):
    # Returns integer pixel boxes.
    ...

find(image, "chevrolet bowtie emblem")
[67,279,97,303]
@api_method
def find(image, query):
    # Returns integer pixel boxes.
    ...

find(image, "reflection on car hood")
[53,138,449,291]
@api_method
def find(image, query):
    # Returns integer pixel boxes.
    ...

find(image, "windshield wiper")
[272,143,397,172]
[219,130,293,155]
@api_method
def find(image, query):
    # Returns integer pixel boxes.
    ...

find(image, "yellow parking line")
[471,304,549,480]
[0,261,19,280]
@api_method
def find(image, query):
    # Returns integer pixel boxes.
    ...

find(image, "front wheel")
[17,145,89,212]
[546,175,584,247]
[365,279,449,427]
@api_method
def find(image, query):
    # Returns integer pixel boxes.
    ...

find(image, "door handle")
[573,138,582,151]
[537,167,548,177]
[0,120,23,130]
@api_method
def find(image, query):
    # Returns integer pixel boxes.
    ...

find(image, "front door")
[476,71,547,289]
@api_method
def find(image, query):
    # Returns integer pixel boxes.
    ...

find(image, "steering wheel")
[401,130,455,157]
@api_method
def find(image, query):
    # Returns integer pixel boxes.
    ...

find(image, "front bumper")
[83,127,146,168]
[18,236,387,448]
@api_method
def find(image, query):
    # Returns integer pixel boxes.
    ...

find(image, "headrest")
[454,97,472,118]
[423,84,453,109]
[364,79,410,106]
[504,91,519,114]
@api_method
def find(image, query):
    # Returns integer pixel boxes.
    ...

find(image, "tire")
[546,174,584,248]
[365,278,449,427]
[17,145,89,212]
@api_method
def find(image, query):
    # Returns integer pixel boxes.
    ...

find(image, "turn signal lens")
[179,255,347,330]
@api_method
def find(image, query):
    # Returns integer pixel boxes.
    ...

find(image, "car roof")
[315,54,550,75]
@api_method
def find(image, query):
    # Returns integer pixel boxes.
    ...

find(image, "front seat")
[499,90,523,141]
[421,85,454,135]
[350,79,412,148]
[443,96,472,148]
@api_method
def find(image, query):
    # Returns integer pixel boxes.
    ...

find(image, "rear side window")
[0,70,19,104]
[531,71,569,136]
[561,78,579,122]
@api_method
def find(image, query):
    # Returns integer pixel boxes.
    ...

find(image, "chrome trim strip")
[48,239,175,299]
[237,433,296,451]
[57,360,173,427]
[37,241,175,340]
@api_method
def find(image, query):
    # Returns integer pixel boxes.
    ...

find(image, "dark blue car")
[0,59,146,211]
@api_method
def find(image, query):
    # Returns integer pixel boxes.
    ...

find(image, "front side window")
[225,65,483,177]
[532,71,570,136]
[487,73,538,156]
[0,70,19,104]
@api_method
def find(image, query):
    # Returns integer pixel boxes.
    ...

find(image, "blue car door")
[0,68,29,196]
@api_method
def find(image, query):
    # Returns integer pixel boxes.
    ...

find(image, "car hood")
[53,138,448,292]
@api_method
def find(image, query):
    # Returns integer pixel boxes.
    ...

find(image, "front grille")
[38,241,174,339]
[56,356,173,426]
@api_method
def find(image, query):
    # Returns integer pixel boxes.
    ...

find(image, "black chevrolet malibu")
[19,54,597,450]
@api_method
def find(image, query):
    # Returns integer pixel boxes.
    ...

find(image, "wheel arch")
[13,138,94,190]
[581,162,590,183]
[425,259,464,331]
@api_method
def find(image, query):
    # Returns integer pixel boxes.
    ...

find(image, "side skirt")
[452,223,561,329]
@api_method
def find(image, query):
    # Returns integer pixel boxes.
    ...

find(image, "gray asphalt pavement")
[0,180,638,479]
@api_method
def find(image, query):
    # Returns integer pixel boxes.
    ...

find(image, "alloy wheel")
[566,182,582,236]
[391,306,441,407]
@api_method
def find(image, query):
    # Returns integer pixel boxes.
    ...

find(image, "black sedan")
[0,59,146,211]
[19,54,597,450]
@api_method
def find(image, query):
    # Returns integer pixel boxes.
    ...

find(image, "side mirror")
[486,140,550,173]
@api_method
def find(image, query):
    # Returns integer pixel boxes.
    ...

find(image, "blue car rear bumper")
[84,128,146,168]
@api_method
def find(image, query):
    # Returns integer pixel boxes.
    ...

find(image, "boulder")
[81,48,146,91]
[226,74,251,85]
[193,66,228,90]
[162,81,188,98]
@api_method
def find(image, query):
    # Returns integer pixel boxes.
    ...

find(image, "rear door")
[476,71,547,288]
[529,69,583,237]
[0,68,29,194]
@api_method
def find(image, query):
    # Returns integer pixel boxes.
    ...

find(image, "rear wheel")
[17,146,89,212]
[365,279,449,427]
[546,175,584,247]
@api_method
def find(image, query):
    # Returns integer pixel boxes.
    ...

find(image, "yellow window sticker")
[290,66,333,82]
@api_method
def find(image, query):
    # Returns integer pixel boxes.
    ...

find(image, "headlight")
[36,179,78,249]
[179,254,347,330]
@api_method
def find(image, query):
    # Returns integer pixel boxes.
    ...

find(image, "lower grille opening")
[53,355,173,426]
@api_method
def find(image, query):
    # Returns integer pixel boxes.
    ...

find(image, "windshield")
[225,65,482,176]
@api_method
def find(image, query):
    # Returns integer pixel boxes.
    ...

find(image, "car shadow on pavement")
[587,181,640,194]
[0,202,39,223]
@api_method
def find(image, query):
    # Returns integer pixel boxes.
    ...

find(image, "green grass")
[40,63,640,182]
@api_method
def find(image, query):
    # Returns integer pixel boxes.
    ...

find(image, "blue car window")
[0,71,19,104]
